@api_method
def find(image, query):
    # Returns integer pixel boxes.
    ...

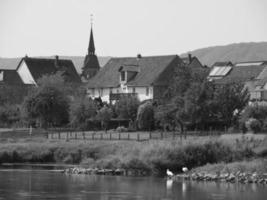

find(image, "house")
[0,69,24,85]
[86,54,185,102]
[210,60,267,102]
[81,24,100,81]
[15,56,81,85]
[208,61,233,81]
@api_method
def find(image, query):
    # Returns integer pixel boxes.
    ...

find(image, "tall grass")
[0,136,259,175]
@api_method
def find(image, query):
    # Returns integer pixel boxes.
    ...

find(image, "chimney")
[188,53,192,63]
[55,55,59,67]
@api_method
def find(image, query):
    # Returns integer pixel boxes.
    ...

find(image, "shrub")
[70,98,97,129]
[114,96,140,121]
[137,102,154,130]
[246,118,262,133]
[96,106,113,131]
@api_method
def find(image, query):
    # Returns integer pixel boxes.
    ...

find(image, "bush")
[0,104,21,127]
[137,102,154,130]
[246,118,262,133]
[114,96,140,121]
[96,106,113,131]
[70,98,97,129]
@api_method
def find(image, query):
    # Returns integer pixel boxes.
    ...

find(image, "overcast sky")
[0,0,267,57]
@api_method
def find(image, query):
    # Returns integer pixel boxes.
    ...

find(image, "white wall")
[17,61,37,85]
[87,86,153,102]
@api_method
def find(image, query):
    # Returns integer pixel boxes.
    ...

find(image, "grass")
[192,159,267,174]
[0,133,265,175]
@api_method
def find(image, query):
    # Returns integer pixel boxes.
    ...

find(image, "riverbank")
[0,133,266,175]
[172,159,267,184]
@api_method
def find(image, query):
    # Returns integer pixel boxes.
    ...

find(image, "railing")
[109,93,138,101]
[47,130,224,142]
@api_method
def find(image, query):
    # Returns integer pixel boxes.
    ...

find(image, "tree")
[37,71,86,99]
[211,83,249,127]
[70,97,98,129]
[114,96,140,121]
[96,105,113,132]
[137,101,154,130]
[23,86,70,128]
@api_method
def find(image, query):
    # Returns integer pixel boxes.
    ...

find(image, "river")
[0,165,266,200]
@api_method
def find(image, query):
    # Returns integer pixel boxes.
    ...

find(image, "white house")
[86,54,205,103]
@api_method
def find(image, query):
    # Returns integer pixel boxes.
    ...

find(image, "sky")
[0,0,267,57]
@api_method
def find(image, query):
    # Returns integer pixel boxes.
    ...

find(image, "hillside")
[0,56,111,74]
[1,42,267,71]
[181,42,267,67]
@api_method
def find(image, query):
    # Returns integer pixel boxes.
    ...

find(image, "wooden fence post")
[58,132,61,139]
[128,133,130,140]
[137,133,140,141]
[119,133,121,140]
[149,131,152,140]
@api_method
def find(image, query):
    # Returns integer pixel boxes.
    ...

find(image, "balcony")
[110,93,138,101]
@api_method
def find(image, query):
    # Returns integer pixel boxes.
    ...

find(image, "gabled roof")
[234,61,267,67]
[18,57,81,83]
[87,55,179,88]
[215,65,265,84]
[212,61,233,67]
[0,69,23,85]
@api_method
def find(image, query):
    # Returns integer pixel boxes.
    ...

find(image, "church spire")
[88,15,95,55]
[82,14,100,81]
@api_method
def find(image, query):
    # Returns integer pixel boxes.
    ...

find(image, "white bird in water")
[182,167,188,173]
[166,169,174,177]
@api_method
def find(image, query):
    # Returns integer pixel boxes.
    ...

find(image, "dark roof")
[212,61,233,67]
[234,61,267,66]
[87,55,179,88]
[215,65,265,84]
[0,69,23,85]
[88,28,95,55]
[18,57,81,83]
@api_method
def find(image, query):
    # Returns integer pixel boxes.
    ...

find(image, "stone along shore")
[63,167,267,185]
[174,171,267,184]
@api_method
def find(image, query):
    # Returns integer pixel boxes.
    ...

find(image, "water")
[0,165,266,200]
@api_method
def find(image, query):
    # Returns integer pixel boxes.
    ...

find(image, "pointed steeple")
[88,27,95,55]
[81,15,100,82]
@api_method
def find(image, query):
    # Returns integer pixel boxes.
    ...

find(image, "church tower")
[81,16,100,81]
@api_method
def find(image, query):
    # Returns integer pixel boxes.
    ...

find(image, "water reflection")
[0,168,266,200]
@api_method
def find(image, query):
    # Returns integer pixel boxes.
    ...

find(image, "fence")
[47,129,224,142]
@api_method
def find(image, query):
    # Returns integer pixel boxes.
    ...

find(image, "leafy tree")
[23,86,69,128]
[211,83,249,127]
[114,96,140,121]
[137,101,154,130]
[96,105,113,131]
[37,71,86,99]
[70,97,98,129]
[0,104,21,127]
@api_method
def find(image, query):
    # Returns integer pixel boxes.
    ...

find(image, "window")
[121,71,126,81]
[92,88,95,96]
[133,87,136,93]
[0,71,3,81]
[146,87,149,96]
[99,88,103,97]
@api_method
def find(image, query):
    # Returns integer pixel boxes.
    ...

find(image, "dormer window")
[121,71,126,81]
